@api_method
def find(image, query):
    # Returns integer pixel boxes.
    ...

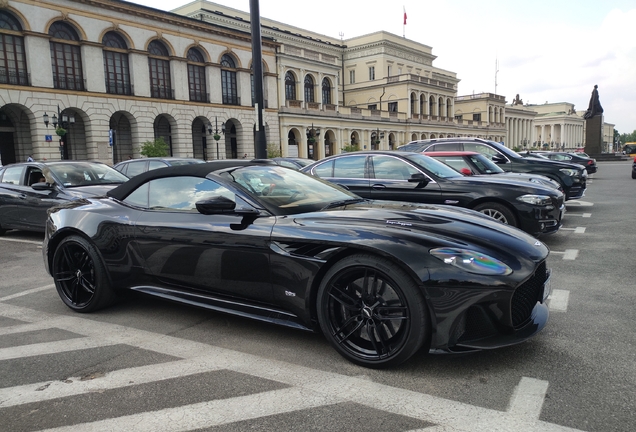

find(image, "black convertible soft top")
[107,159,274,201]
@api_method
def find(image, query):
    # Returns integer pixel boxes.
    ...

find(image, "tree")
[620,130,636,144]
[341,143,359,153]
[140,137,169,157]
[267,143,281,158]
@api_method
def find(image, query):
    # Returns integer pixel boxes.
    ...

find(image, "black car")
[540,152,597,174]
[43,161,551,368]
[424,151,562,191]
[302,151,565,236]
[114,157,205,177]
[0,161,129,234]
[271,157,315,170]
[632,156,636,179]
[398,137,587,200]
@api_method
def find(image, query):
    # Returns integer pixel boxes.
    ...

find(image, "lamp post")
[306,123,320,159]
[43,105,75,160]
[207,117,225,160]
[372,128,384,150]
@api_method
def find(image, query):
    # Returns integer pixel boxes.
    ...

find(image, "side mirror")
[408,173,430,186]
[195,196,236,214]
[492,154,507,164]
[31,182,54,191]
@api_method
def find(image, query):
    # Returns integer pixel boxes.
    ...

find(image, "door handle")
[371,184,386,190]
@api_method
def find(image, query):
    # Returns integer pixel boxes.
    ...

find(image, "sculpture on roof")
[512,94,523,106]
[583,85,603,119]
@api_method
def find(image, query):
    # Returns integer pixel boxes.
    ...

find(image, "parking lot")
[0,160,634,432]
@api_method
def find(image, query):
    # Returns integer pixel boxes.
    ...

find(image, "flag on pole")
[403,7,407,25]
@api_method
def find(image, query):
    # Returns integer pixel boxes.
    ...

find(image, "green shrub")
[140,137,169,157]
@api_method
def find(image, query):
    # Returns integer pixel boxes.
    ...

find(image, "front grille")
[458,306,498,342]
[511,261,547,328]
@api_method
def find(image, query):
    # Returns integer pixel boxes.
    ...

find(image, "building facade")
[0,0,280,166]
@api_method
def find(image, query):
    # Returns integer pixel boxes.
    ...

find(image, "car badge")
[534,241,542,246]
[386,220,412,227]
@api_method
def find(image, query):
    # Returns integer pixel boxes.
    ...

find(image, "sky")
[126,0,636,135]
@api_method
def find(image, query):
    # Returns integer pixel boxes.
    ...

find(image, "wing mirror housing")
[408,173,430,186]
[492,154,507,164]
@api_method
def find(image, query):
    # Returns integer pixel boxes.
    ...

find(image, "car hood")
[443,175,562,195]
[480,173,561,190]
[293,200,550,264]
[63,184,121,199]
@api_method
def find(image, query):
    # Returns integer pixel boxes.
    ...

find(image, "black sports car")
[301,151,565,236]
[0,161,129,234]
[43,161,551,368]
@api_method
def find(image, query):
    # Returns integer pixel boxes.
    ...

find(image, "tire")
[473,202,518,227]
[317,254,430,368]
[52,235,116,313]
[631,171,636,179]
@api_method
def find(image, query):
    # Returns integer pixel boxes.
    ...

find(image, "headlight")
[559,168,578,177]
[516,194,552,206]
[430,248,512,275]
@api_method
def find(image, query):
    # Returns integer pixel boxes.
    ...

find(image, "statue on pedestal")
[583,85,603,119]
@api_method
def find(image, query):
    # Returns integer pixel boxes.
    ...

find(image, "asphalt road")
[0,160,634,432]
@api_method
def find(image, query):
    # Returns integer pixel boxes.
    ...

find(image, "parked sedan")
[0,161,129,234]
[302,151,565,236]
[540,152,597,174]
[424,151,562,191]
[114,157,205,177]
[43,161,551,368]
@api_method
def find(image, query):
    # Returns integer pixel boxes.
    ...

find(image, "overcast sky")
[126,0,636,135]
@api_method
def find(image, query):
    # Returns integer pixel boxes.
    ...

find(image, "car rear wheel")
[317,254,430,368]
[52,235,116,313]
[473,202,518,227]
[631,171,636,179]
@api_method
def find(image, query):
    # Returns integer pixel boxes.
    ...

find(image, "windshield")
[468,154,505,173]
[220,165,360,215]
[47,162,129,187]
[403,153,463,178]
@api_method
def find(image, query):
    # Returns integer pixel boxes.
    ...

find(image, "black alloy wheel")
[317,254,429,368]
[473,202,518,227]
[52,235,116,313]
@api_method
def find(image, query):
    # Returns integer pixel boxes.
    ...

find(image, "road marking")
[565,200,593,207]
[559,227,586,234]
[565,213,591,218]
[550,249,579,260]
[0,302,585,432]
[548,290,570,312]
[507,377,549,421]
[0,283,54,302]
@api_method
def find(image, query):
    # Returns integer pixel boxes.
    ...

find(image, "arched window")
[148,40,172,99]
[187,47,207,102]
[49,22,84,90]
[304,75,314,103]
[102,32,131,95]
[321,78,331,105]
[0,11,28,85]
[220,54,238,105]
[285,71,296,101]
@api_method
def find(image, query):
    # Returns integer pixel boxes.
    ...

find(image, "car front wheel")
[52,235,116,313]
[473,202,518,227]
[317,254,430,368]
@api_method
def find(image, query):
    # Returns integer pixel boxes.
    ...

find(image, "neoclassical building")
[0,0,280,166]
[0,0,614,166]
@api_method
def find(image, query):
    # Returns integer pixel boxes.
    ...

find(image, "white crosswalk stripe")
[0,301,586,432]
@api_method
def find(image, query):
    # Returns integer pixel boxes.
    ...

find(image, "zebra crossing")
[0,293,585,432]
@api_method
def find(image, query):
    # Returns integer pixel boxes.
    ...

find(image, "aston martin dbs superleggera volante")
[43,160,551,368]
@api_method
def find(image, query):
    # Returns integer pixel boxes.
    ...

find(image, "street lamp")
[43,105,75,160]
[207,117,225,160]
[372,128,384,149]
[306,123,320,159]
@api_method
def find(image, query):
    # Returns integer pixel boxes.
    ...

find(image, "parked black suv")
[399,138,587,200]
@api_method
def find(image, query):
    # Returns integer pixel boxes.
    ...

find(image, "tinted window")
[148,160,168,171]
[468,154,504,173]
[403,154,462,179]
[428,143,461,152]
[125,177,233,211]
[434,156,472,174]
[370,155,419,180]
[126,161,147,177]
[312,160,333,177]
[464,143,501,159]
[1,166,23,185]
[333,155,367,179]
